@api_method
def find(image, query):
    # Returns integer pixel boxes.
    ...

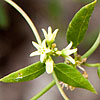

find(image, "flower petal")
[65,56,75,64]
[30,51,40,57]
[46,64,53,74]
[45,48,51,53]
[32,41,40,49]
[42,28,48,39]
[42,39,46,48]
[53,29,59,37]
[52,29,59,40]
[48,26,52,35]
[65,41,73,50]
[40,53,46,63]
[45,58,54,74]
[65,48,77,56]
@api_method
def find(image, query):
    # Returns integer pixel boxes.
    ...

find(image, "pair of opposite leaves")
[0,0,97,94]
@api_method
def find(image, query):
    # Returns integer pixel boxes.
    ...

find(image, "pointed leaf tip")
[66,0,97,47]
[97,67,100,79]
[54,63,97,93]
[0,62,45,83]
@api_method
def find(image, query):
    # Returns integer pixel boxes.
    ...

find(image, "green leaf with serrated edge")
[97,67,100,78]
[54,63,96,93]
[0,62,45,83]
[66,0,97,47]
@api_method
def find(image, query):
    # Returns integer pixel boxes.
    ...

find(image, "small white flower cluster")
[61,41,77,64]
[30,26,77,74]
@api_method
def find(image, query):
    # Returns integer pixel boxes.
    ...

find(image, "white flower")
[61,41,77,64]
[45,57,54,74]
[30,39,51,63]
[42,26,59,45]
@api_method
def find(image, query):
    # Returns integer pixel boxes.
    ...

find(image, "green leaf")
[0,61,45,83]
[54,63,96,93]
[97,67,100,78]
[66,0,97,47]
[0,3,9,29]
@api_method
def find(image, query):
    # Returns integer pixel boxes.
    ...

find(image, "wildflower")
[61,41,77,64]
[45,57,54,74]
[30,39,51,63]
[59,82,75,91]
[42,26,59,45]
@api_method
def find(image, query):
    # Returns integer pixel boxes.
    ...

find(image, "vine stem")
[31,80,56,100]
[84,63,100,67]
[52,71,69,100]
[4,0,41,45]
[82,33,100,59]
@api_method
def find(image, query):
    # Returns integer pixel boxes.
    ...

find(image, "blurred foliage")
[48,0,62,21]
[0,3,9,29]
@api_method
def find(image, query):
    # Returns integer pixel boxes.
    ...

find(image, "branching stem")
[4,0,41,44]
[52,71,69,100]
[84,63,100,67]
[82,33,100,58]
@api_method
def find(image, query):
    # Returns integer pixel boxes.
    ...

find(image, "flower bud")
[42,26,59,46]
[45,57,54,74]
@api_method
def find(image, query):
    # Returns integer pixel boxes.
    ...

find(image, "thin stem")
[52,71,69,100]
[74,52,78,61]
[4,0,41,44]
[84,63,100,67]
[31,80,56,100]
[82,33,100,59]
